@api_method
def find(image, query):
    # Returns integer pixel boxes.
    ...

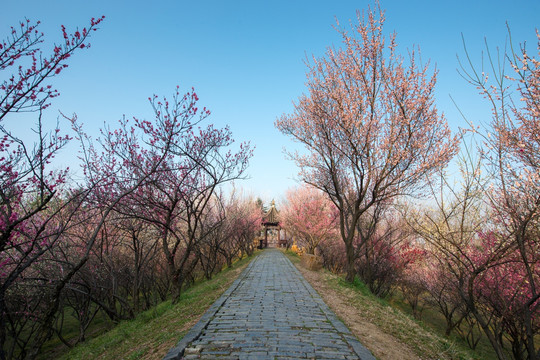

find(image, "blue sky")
[1,0,539,204]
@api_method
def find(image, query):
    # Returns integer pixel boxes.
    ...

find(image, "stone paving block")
[163,250,375,360]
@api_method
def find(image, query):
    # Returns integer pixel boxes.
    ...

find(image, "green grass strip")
[46,254,256,360]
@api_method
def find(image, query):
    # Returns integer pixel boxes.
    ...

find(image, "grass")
[37,303,116,357]
[284,250,495,360]
[337,277,471,359]
[41,253,257,360]
[388,290,498,359]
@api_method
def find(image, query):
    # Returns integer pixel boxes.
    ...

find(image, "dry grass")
[286,251,476,360]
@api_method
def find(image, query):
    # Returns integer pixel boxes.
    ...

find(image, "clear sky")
[1,0,539,204]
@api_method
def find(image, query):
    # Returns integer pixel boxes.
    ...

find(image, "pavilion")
[259,200,288,248]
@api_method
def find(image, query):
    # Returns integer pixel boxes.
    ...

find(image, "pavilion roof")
[262,200,279,225]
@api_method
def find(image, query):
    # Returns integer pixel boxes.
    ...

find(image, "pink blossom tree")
[355,210,421,297]
[217,190,261,267]
[471,231,540,359]
[403,142,504,352]
[407,26,540,355]
[281,185,338,255]
[276,5,459,282]
[194,192,228,280]
[454,28,540,359]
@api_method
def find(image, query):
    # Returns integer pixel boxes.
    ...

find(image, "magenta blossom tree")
[74,88,253,303]
[0,17,104,359]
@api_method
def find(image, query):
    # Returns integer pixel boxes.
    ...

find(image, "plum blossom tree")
[194,193,228,280]
[77,88,253,303]
[408,33,540,354]
[230,196,261,258]
[1,15,255,358]
[472,231,540,359]
[0,17,104,359]
[276,5,459,282]
[281,185,338,255]
[0,16,104,119]
[404,143,503,349]
[217,190,261,267]
[454,28,540,359]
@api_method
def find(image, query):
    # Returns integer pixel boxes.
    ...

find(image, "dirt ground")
[295,262,419,360]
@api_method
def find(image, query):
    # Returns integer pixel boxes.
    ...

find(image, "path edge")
[285,252,376,360]
[162,254,260,360]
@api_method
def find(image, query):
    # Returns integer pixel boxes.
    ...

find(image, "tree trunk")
[345,239,356,283]
[364,236,373,291]
[0,295,7,360]
[133,267,140,313]
[466,290,509,360]
[170,273,182,304]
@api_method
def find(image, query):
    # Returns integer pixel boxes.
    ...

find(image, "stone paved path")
[164,249,374,360]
